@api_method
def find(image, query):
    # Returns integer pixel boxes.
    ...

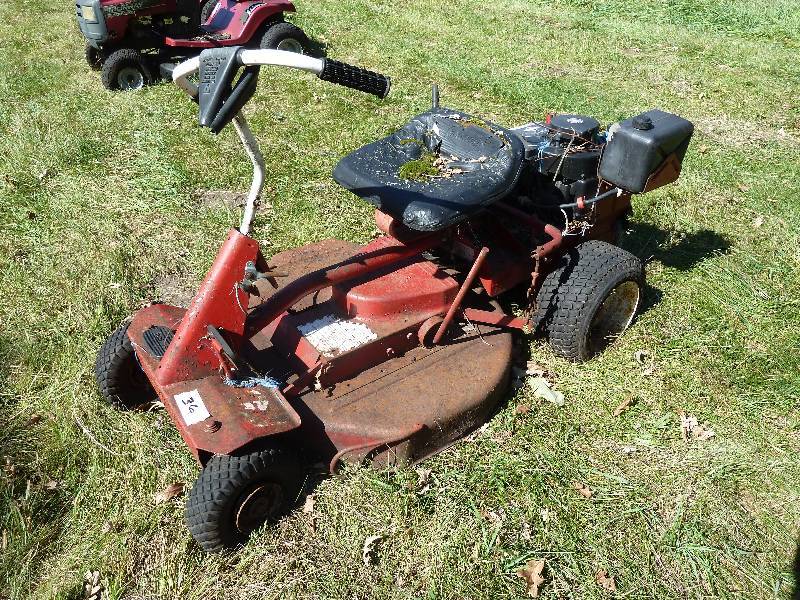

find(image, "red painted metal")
[433,247,489,344]
[244,233,441,338]
[127,303,302,460]
[156,229,261,387]
[332,256,457,319]
[493,201,563,258]
[165,0,295,48]
[328,423,425,472]
[462,308,528,329]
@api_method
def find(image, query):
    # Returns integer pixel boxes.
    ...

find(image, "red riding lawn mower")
[76,0,309,90]
[95,47,693,551]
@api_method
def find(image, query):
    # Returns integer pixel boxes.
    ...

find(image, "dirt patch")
[151,273,198,308]
[695,116,800,149]
[193,189,255,211]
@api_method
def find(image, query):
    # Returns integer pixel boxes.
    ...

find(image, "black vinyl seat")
[333,108,526,232]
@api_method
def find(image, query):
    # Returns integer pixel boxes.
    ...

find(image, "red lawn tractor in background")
[76,0,309,90]
[94,47,693,551]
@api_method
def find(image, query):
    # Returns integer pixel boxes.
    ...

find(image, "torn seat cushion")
[333,108,526,231]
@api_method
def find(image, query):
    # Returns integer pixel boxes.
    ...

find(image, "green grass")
[1,0,799,597]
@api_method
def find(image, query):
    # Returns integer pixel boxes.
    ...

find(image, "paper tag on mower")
[174,389,211,426]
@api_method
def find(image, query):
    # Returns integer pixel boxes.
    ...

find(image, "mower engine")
[510,110,693,228]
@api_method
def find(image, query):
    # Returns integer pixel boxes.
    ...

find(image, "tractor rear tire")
[259,21,309,54]
[101,48,153,91]
[535,240,644,362]
[95,322,157,409]
[186,448,303,552]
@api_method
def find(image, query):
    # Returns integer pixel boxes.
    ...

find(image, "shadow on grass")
[305,37,328,59]
[793,541,800,599]
[621,223,732,271]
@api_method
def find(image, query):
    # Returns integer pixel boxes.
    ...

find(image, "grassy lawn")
[1,0,799,597]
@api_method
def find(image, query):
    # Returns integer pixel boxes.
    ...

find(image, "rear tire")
[186,448,303,552]
[95,322,156,409]
[259,21,309,54]
[101,48,153,91]
[535,240,644,361]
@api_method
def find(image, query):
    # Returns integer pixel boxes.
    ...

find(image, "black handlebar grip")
[318,59,391,99]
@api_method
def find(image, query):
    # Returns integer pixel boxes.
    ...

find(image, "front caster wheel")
[186,448,303,553]
[95,322,156,409]
[535,240,644,361]
[101,48,153,91]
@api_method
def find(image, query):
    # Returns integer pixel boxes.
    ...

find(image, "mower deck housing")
[128,238,512,468]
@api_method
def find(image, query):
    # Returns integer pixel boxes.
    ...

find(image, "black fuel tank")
[598,109,693,193]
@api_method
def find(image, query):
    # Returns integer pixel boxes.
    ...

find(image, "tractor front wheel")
[101,48,153,91]
[259,21,309,54]
[186,448,303,552]
[85,44,102,70]
[535,240,644,361]
[95,321,156,409]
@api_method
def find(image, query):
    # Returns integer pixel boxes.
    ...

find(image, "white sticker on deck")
[298,315,378,356]
[174,389,211,425]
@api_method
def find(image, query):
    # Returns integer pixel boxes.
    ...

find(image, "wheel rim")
[587,280,641,353]
[276,38,304,54]
[118,67,145,90]
[234,482,284,533]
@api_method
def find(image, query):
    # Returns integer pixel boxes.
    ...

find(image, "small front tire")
[95,322,156,409]
[85,44,102,70]
[101,48,153,91]
[535,240,644,361]
[186,448,303,553]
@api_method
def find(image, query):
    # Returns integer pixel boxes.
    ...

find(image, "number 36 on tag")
[174,389,211,425]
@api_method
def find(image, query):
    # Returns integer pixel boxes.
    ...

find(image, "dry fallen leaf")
[737,183,750,192]
[679,411,715,442]
[634,350,649,364]
[595,569,617,592]
[23,414,42,428]
[752,215,764,228]
[529,377,565,406]
[153,482,186,505]
[468,422,491,441]
[517,558,546,597]
[539,508,550,523]
[83,570,104,600]
[612,394,635,417]
[362,534,384,565]
[515,403,531,415]
[44,480,60,491]
[414,467,433,494]
[481,508,505,525]
[526,361,547,377]
[572,481,594,498]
